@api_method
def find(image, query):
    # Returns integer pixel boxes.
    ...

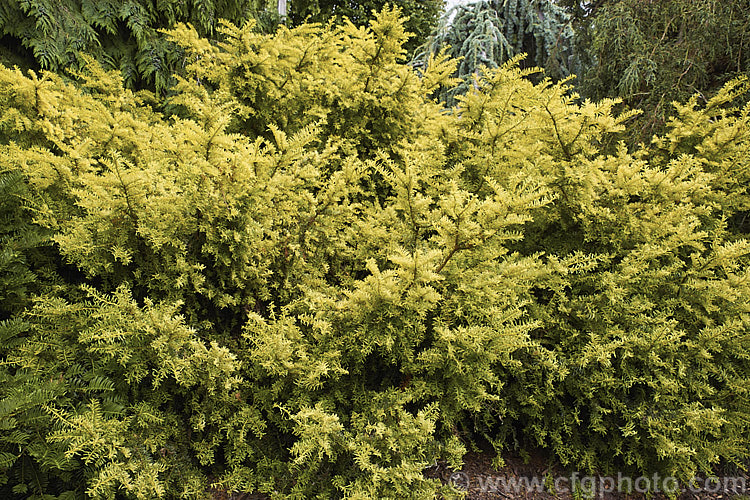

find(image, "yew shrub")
[0,9,748,499]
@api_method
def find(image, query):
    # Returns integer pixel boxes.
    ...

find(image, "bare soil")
[425,446,749,500]
[212,447,749,499]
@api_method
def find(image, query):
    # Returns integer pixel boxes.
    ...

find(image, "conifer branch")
[110,157,139,225]
[544,103,571,160]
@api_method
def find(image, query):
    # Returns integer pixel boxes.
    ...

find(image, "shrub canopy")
[0,8,749,499]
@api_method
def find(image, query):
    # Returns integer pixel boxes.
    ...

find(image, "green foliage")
[0,7,749,498]
[0,286,243,498]
[413,0,576,104]
[0,169,48,318]
[0,0,261,92]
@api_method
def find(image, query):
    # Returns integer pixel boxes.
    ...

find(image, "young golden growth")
[0,8,748,499]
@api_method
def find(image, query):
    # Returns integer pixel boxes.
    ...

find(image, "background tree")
[413,0,576,104]
[572,0,750,144]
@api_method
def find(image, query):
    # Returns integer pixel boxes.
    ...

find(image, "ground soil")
[212,447,749,499]
[424,445,749,500]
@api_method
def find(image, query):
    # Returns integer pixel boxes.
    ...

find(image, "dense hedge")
[0,9,749,499]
